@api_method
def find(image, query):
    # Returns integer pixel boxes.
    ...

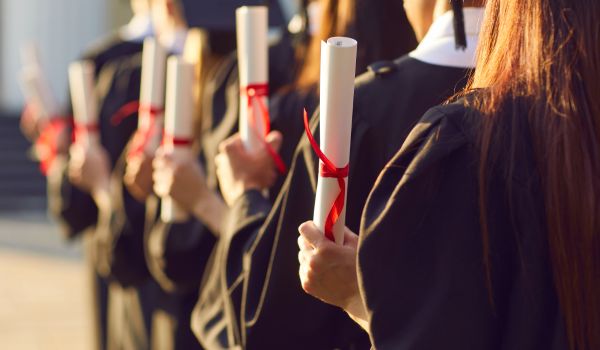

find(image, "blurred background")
[0,0,131,348]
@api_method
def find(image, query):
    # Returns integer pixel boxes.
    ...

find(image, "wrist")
[344,294,369,332]
[192,190,228,236]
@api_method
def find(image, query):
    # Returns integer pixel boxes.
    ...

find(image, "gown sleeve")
[47,155,98,239]
[145,212,217,294]
[358,105,502,350]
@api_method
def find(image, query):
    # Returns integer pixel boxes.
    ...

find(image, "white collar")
[158,29,188,55]
[409,8,485,69]
[119,14,154,43]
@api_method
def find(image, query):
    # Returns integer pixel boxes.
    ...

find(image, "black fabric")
[151,287,204,350]
[88,53,151,288]
[358,101,568,349]
[179,0,286,30]
[192,56,470,349]
[49,38,144,240]
[269,87,319,192]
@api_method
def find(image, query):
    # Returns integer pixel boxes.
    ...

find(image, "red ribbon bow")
[110,101,165,158]
[303,109,349,242]
[35,117,71,176]
[241,83,287,174]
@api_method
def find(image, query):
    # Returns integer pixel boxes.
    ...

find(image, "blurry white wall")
[0,0,118,113]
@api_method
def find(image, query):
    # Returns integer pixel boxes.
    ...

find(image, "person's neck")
[432,1,484,21]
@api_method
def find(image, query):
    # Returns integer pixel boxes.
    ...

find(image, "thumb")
[298,221,323,249]
[265,130,283,153]
[343,227,359,249]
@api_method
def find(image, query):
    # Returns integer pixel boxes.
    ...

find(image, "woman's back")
[359,97,571,349]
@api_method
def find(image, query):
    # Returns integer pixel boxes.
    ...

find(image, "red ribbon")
[35,117,71,176]
[162,133,193,147]
[110,101,165,158]
[241,83,287,174]
[73,123,99,144]
[303,109,349,242]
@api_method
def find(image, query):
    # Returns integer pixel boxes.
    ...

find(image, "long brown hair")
[295,0,417,91]
[468,1,600,349]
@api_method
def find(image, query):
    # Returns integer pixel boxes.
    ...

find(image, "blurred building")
[0,0,131,114]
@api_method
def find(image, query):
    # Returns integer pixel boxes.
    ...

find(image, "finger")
[153,181,167,197]
[298,251,305,265]
[343,227,360,249]
[298,221,323,249]
[265,130,283,153]
[297,235,314,251]
[154,146,165,159]
[218,133,241,153]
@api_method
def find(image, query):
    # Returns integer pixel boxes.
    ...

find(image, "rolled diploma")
[313,37,357,244]
[161,56,194,223]
[69,60,99,148]
[236,6,269,152]
[18,65,60,122]
[138,38,167,154]
[20,42,42,70]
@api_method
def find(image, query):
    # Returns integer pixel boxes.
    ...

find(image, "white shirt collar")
[119,14,154,43]
[409,8,485,69]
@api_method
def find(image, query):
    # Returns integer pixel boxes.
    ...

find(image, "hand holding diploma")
[67,60,110,199]
[152,146,207,213]
[215,131,283,207]
[18,43,60,131]
[68,142,111,198]
[297,221,368,330]
[18,46,68,174]
[152,145,229,236]
[159,56,194,223]
[236,6,287,174]
[69,60,100,148]
[124,38,167,201]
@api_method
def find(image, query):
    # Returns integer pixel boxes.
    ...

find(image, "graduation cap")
[179,0,286,31]
[450,0,467,50]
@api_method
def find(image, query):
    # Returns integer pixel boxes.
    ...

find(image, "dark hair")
[468,1,600,349]
[295,0,417,91]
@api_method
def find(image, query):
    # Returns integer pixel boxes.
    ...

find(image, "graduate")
[210,0,485,348]
[192,0,417,348]
[298,0,600,349]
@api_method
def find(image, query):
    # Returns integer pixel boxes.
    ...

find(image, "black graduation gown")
[192,56,470,349]
[144,36,297,350]
[358,101,568,350]
[90,52,152,288]
[48,37,144,240]
[190,87,319,350]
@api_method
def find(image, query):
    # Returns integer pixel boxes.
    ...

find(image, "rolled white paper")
[18,65,60,122]
[20,42,42,70]
[313,37,357,244]
[161,56,195,223]
[69,60,100,147]
[138,38,167,154]
[236,6,269,152]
